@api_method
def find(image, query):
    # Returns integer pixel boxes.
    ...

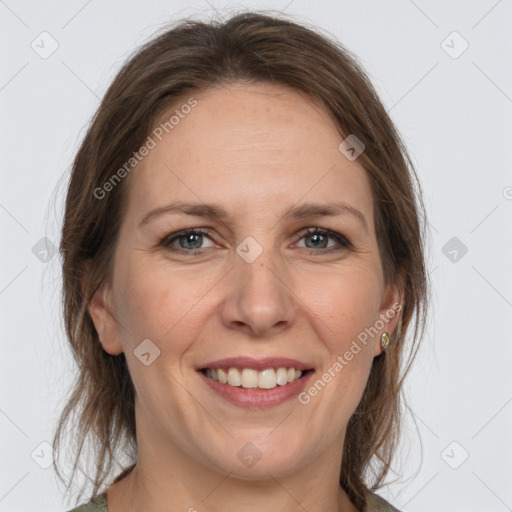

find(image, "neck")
[108,466,359,512]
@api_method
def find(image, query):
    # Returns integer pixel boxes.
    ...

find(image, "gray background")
[1,0,511,510]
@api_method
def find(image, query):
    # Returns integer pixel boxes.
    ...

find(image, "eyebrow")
[138,200,369,233]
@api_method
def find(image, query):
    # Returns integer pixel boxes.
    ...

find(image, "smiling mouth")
[200,367,314,390]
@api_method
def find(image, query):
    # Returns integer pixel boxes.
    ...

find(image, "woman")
[55,10,429,512]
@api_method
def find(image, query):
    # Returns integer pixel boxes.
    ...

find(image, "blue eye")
[161,228,214,254]
[296,227,352,253]
[160,227,352,255]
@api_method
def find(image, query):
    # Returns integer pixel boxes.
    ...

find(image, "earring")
[381,332,390,351]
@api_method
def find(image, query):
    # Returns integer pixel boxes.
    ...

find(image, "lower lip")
[198,370,314,409]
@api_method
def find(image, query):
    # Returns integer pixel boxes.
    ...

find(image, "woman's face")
[90,82,401,480]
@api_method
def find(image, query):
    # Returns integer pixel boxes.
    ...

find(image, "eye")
[160,227,352,256]
[295,227,352,254]
[160,228,215,254]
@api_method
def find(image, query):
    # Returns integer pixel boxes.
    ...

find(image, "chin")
[197,438,310,481]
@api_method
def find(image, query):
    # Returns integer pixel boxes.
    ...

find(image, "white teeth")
[241,368,258,388]
[276,367,288,386]
[227,367,241,387]
[218,368,227,384]
[204,367,305,389]
[258,369,276,389]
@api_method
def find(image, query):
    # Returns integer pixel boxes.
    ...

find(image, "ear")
[87,280,124,356]
[373,270,405,357]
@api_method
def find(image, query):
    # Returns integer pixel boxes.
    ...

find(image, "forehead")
[124,82,373,226]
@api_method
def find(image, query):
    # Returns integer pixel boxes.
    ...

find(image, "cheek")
[299,264,382,353]
[112,261,213,411]
[296,264,381,412]
[293,268,380,443]
[113,257,215,354]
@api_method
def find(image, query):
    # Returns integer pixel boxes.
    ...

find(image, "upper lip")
[198,357,314,371]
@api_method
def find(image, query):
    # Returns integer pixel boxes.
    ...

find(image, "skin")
[88,82,402,512]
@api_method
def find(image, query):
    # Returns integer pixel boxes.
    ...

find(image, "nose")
[219,250,297,338]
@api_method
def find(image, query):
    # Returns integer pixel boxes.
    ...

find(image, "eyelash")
[160,227,352,256]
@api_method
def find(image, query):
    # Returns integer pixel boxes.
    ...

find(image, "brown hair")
[53,10,429,510]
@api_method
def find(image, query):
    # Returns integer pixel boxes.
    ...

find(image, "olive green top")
[67,491,400,511]
[67,493,107,512]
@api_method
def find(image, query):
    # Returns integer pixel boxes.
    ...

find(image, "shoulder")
[66,492,108,512]
[366,491,401,512]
